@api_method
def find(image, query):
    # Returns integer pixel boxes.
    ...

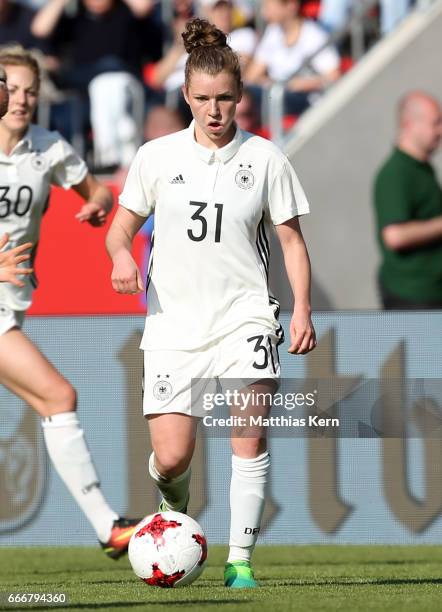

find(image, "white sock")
[42,412,118,543]
[228,451,270,564]
[148,452,190,512]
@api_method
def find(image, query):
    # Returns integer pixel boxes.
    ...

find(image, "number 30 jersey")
[120,122,310,350]
[0,124,87,310]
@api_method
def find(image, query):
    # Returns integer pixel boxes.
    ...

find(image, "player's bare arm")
[73,174,114,227]
[275,217,316,355]
[0,233,33,287]
[106,206,146,294]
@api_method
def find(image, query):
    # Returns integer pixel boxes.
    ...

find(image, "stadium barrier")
[0,312,441,545]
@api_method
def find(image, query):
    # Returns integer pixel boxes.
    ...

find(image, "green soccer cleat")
[158,495,189,515]
[224,561,258,588]
[100,517,141,560]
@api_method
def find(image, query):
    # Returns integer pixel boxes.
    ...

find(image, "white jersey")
[0,124,87,310]
[120,122,310,350]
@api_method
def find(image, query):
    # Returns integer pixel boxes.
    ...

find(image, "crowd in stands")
[0,0,418,172]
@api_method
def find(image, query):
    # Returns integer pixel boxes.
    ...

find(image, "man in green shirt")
[373,91,442,309]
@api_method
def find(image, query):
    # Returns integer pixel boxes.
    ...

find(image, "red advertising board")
[28,184,148,315]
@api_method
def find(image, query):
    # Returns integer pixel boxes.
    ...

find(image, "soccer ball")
[128,511,207,588]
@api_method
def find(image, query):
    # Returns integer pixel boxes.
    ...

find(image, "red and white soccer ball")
[128,511,208,588]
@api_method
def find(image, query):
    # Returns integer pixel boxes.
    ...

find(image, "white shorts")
[0,305,25,337]
[143,324,282,417]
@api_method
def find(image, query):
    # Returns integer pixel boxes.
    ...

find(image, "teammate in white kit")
[107,19,316,587]
[0,67,32,282]
[0,47,140,558]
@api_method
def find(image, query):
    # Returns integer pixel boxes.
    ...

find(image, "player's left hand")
[288,309,316,355]
[75,202,108,227]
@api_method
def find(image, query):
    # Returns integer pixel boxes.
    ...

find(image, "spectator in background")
[148,0,194,106]
[373,91,442,309]
[231,0,255,26]
[199,0,256,68]
[235,86,261,134]
[319,0,415,36]
[0,0,51,52]
[113,105,187,189]
[172,0,194,21]
[245,0,340,116]
[150,0,256,119]
[31,0,162,169]
[144,105,187,141]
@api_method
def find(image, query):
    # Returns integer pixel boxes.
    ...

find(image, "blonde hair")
[182,18,242,92]
[0,45,41,90]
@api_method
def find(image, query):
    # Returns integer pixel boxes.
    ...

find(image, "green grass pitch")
[0,545,441,611]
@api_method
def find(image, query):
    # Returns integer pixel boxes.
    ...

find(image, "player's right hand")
[0,234,33,287]
[111,250,144,294]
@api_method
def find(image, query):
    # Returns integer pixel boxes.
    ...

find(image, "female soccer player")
[106,19,316,586]
[0,46,138,558]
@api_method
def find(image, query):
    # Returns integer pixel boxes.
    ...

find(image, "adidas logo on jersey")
[170,174,185,184]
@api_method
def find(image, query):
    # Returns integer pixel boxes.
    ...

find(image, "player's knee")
[231,437,267,459]
[41,382,77,415]
[154,451,191,479]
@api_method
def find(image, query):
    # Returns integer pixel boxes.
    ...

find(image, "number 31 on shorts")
[247,334,279,375]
